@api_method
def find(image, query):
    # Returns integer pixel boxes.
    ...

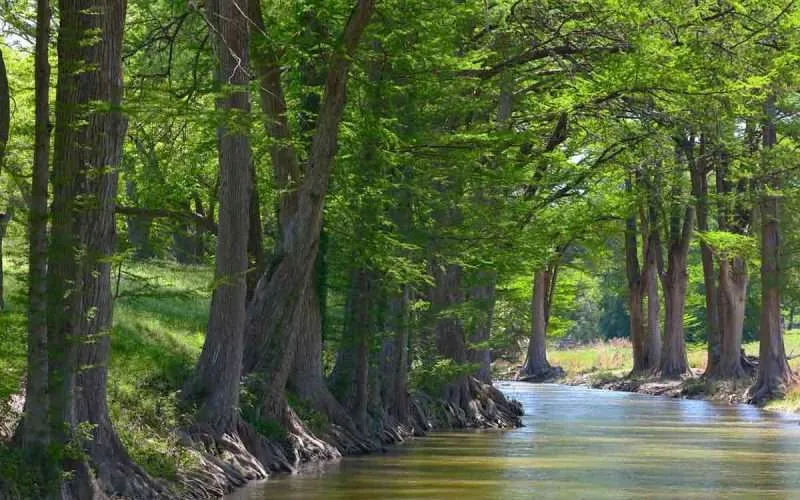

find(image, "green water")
[229,382,800,499]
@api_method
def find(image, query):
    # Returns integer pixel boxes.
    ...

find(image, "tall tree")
[243,0,377,426]
[17,0,51,466]
[749,97,793,401]
[0,47,10,311]
[47,0,159,495]
[184,0,252,434]
[658,140,694,378]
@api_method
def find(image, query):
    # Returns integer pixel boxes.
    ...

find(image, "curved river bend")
[230,382,800,499]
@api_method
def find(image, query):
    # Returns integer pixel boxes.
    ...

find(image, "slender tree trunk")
[522,269,551,377]
[641,171,662,371]
[185,0,251,433]
[380,286,410,422]
[467,271,495,382]
[431,263,470,406]
[0,49,9,312]
[749,98,793,401]
[690,138,720,375]
[625,178,647,374]
[18,0,51,463]
[330,269,377,431]
[246,161,265,302]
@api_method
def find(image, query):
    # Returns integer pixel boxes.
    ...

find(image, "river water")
[230,382,800,499]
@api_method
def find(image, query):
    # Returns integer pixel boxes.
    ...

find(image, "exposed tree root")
[412,377,523,430]
[516,365,565,383]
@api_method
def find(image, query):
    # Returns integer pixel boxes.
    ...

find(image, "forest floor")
[496,336,800,413]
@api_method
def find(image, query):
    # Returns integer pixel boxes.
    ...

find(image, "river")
[229,382,800,499]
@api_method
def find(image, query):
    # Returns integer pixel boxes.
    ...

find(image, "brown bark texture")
[186,0,252,433]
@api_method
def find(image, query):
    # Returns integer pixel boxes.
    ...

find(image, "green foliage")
[409,358,478,396]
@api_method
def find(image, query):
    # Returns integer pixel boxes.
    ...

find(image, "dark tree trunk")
[521,269,551,377]
[330,268,378,431]
[625,179,647,374]
[0,48,9,312]
[243,0,376,423]
[185,0,251,433]
[18,0,51,465]
[48,0,162,496]
[380,286,411,422]
[749,98,793,401]
[431,263,470,406]
[246,162,265,302]
[690,138,721,375]
[641,174,662,370]
[467,271,495,383]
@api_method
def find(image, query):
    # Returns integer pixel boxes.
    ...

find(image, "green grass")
[548,331,800,380]
[0,246,213,481]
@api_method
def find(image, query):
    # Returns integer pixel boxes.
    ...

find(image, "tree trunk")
[48,0,163,496]
[716,257,748,378]
[749,98,793,401]
[18,0,51,465]
[658,206,694,378]
[246,161,265,302]
[0,48,9,312]
[467,271,495,383]
[690,138,720,374]
[641,172,662,371]
[330,268,377,431]
[431,263,470,406]
[625,178,647,374]
[380,286,410,422]
[522,269,551,377]
[185,0,251,433]
[243,0,377,423]
[289,283,359,433]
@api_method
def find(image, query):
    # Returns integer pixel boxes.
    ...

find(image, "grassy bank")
[0,247,212,484]
[545,335,800,412]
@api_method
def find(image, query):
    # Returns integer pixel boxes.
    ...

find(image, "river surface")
[230,382,800,499]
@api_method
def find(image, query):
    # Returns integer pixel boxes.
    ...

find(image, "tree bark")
[48,0,162,496]
[0,48,9,312]
[690,138,721,375]
[641,172,662,371]
[185,0,251,433]
[658,202,694,377]
[18,0,51,464]
[522,269,551,377]
[243,0,377,423]
[625,178,647,374]
[330,268,377,431]
[380,286,411,422]
[431,263,470,407]
[467,271,495,383]
[246,161,265,301]
[716,257,748,378]
[749,97,793,401]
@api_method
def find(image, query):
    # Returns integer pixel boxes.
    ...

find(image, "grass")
[0,244,213,481]
[548,331,800,380]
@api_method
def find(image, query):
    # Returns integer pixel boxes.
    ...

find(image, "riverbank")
[498,337,800,413]
[0,257,522,498]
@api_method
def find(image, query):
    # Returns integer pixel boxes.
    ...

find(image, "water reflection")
[229,382,800,499]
